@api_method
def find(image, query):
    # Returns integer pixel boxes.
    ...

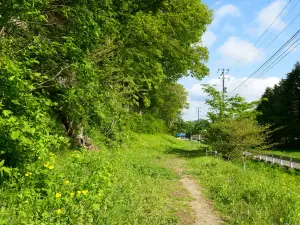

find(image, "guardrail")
[255,154,300,169]
[199,147,300,170]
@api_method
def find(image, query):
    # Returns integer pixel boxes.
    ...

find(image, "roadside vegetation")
[185,154,300,225]
[269,150,300,159]
[1,0,300,224]
[0,134,196,224]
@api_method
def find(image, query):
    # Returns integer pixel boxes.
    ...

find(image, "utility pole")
[218,69,230,94]
[218,69,229,119]
[196,107,200,141]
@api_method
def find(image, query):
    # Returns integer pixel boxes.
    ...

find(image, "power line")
[230,2,300,78]
[228,0,292,73]
[229,29,300,95]
[257,0,300,49]
[243,37,300,89]
[239,32,300,91]
[234,28,300,91]
[253,36,300,80]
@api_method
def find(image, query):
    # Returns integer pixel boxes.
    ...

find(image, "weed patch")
[0,134,197,224]
[186,157,300,225]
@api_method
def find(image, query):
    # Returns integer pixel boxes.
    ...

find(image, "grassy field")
[2,134,300,224]
[180,149,300,225]
[0,134,198,225]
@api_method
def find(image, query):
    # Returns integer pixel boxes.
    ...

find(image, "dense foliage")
[257,62,300,149]
[0,0,212,168]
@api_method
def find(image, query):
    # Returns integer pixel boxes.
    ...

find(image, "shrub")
[205,118,271,159]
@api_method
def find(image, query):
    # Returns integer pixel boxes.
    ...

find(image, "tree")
[0,0,213,167]
[202,84,260,122]
[257,62,300,148]
[205,118,271,160]
[148,83,189,127]
[193,119,210,135]
[202,85,270,159]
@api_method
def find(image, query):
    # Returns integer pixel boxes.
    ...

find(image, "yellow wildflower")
[25,172,32,177]
[48,165,54,170]
[38,156,41,160]
[56,208,62,215]
[65,180,70,185]
[70,192,75,198]
[82,190,88,195]
[77,191,82,196]
[55,193,62,198]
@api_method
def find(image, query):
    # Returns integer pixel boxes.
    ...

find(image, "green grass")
[0,133,198,225]
[268,150,300,159]
[4,133,300,225]
[182,151,300,225]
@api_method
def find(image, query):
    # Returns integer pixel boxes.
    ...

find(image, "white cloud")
[221,23,236,34]
[181,99,209,121]
[212,4,240,26]
[218,36,264,65]
[250,0,287,35]
[212,1,223,9]
[202,31,217,47]
[181,76,280,121]
[226,76,280,101]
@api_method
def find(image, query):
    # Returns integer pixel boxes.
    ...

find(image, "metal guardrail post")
[205,148,208,156]
[265,155,268,162]
[280,156,283,166]
[259,155,262,160]
[272,155,275,164]
[290,158,293,168]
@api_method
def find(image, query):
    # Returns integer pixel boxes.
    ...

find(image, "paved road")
[256,155,300,169]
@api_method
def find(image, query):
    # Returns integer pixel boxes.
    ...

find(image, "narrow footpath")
[167,158,222,225]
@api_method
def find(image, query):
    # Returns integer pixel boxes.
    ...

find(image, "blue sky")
[180,0,300,120]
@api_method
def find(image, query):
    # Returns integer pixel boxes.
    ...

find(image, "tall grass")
[0,134,195,224]
[187,156,300,225]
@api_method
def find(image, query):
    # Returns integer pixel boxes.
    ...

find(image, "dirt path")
[180,176,222,225]
[168,158,222,225]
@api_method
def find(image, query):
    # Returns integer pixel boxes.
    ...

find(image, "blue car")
[176,133,186,138]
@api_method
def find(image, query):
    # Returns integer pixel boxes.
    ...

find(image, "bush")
[205,118,270,159]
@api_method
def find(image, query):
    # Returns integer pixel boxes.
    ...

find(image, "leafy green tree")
[148,83,189,127]
[193,119,210,135]
[205,118,271,159]
[257,62,300,148]
[202,85,270,159]
[202,84,260,122]
[0,0,212,167]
